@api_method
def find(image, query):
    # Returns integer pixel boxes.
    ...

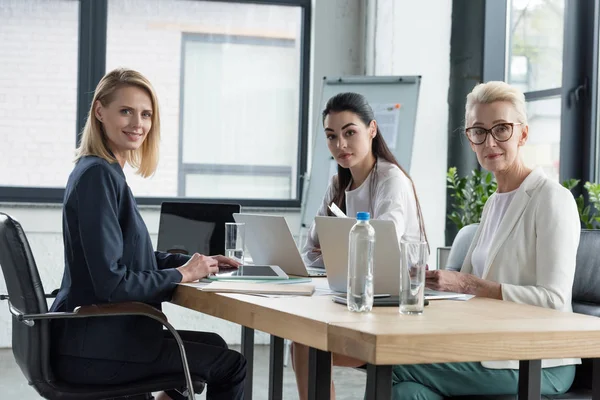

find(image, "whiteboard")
[299,75,421,232]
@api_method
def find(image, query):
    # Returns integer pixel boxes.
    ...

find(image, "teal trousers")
[391,362,576,400]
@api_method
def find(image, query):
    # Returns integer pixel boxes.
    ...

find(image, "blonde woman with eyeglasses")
[390,81,580,399]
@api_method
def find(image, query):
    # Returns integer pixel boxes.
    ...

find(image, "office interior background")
[0,0,597,348]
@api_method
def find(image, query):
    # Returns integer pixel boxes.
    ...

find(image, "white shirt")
[471,189,518,278]
[302,159,422,267]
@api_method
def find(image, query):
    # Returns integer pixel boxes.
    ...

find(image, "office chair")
[0,212,204,400]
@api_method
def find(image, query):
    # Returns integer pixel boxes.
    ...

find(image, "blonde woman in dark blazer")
[50,68,246,400]
[390,81,580,399]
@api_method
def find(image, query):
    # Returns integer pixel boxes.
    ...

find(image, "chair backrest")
[444,223,479,272]
[569,229,600,390]
[0,212,54,387]
[572,229,600,317]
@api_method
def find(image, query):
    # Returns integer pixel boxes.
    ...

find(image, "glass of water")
[399,239,428,315]
[225,222,245,263]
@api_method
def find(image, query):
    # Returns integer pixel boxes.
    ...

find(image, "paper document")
[328,202,347,218]
[424,289,474,301]
[372,103,401,150]
[201,281,315,296]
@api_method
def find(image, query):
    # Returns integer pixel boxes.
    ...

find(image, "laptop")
[232,213,326,277]
[315,216,401,295]
[315,217,469,300]
[157,202,241,256]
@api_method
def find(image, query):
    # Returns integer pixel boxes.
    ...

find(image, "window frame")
[482,0,599,187]
[0,0,312,208]
[179,32,300,200]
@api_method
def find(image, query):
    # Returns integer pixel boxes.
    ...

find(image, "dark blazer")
[50,156,189,363]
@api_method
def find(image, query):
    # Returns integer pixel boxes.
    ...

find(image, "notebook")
[201,281,315,296]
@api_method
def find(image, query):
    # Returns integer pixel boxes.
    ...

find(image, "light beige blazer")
[461,167,581,369]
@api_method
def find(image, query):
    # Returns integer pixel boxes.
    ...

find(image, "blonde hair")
[75,68,160,178]
[465,81,528,127]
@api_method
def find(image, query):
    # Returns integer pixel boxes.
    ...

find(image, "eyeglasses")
[465,122,522,145]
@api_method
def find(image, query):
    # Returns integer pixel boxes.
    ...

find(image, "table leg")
[308,347,331,400]
[366,364,392,400]
[518,360,541,400]
[593,358,600,400]
[269,335,284,400]
[241,326,254,400]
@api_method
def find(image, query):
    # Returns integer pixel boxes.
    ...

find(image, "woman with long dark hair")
[294,92,427,399]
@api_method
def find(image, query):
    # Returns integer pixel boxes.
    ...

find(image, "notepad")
[201,281,315,296]
[328,202,347,218]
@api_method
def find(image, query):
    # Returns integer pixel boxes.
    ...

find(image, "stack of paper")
[201,281,315,296]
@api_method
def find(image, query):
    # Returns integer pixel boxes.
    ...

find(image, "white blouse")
[301,159,423,267]
[471,189,518,278]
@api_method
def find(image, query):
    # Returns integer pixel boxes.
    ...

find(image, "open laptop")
[157,202,241,256]
[315,217,469,300]
[315,216,400,295]
[232,213,326,277]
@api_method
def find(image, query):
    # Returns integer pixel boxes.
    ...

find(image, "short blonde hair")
[465,81,528,127]
[75,68,160,178]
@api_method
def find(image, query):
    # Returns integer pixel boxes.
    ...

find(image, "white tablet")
[210,265,289,280]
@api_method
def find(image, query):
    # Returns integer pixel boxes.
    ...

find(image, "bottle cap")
[356,212,370,221]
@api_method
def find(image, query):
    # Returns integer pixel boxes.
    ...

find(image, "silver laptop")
[315,216,401,295]
[232,213,326,277]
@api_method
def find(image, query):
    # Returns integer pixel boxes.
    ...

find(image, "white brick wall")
[0,0,78,188]
[1,0,302,197]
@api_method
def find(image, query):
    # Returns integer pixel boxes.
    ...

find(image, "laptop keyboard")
[307,267,327,277]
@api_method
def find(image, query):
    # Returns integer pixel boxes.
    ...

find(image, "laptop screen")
[157,202,241,256]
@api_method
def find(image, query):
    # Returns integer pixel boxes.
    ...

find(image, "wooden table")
[172,283,600,400]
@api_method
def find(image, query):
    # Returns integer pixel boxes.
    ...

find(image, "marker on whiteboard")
[328,202,347,218]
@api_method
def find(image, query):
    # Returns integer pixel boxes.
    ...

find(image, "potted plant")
[446,167,497,231]
[447,167,600,231]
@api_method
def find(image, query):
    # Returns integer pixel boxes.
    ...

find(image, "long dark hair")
[323,92,428,243]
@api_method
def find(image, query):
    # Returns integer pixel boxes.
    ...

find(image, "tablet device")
[331,295,429,307]
[210,265,289,280]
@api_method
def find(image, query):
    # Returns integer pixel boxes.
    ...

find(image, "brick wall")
[0,0,78,188]
[0,0,301,197]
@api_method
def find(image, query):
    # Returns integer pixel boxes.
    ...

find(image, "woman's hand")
[425,270,466,293]
[425,270,503,299]
[177,253,219,282]
[211,255,242,269]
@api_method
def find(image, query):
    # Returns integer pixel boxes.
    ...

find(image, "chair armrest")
[7,300,194,399]
[44,289,59,299]
[73,301,168,324]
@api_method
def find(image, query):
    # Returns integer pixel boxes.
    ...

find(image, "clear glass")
[107,0,302,199]
[0,0,78,188]
[507,0,565,92]
[347,220,375,313]
[399,240,428,315]
[225,222,245,263]
[520,97,561,181]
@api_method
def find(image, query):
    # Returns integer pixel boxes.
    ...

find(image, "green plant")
[562,179,600,229]
[446,167,497,230]
[447,168,600,230]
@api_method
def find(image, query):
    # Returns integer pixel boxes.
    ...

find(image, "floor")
[0,345,367,399]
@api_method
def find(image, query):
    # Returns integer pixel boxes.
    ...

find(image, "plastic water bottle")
[347,212,375,312]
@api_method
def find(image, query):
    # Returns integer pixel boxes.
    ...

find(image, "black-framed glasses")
[465,122,522,145]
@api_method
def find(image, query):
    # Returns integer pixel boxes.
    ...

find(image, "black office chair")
[0,212,204,400]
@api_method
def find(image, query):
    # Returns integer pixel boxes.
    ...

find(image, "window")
[0,0,310,206]
[508,0,564,93]
[507,0,565,180]
[520,97,561,180]
[180,33,300,200]
[106,0,305,202]
[0,0,78,189]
